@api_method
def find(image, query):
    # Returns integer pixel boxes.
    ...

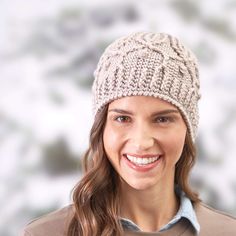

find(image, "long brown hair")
[67,104,200,236]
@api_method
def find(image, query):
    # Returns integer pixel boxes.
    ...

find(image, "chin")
[125,180,158,191]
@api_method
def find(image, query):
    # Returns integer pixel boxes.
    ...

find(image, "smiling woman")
[103,96,187,193]
[21,32,236,236]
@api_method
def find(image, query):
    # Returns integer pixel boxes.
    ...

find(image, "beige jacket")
[21,203,236,235]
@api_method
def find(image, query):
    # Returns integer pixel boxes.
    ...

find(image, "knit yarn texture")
[92,32,201,141]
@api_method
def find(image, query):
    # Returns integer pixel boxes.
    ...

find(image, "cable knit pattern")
[92,32,201,142]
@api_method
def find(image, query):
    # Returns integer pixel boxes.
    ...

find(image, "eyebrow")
[108,108,180,116]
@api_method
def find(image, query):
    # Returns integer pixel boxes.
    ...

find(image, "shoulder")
[194,202,236,235]
[21,205,74,236]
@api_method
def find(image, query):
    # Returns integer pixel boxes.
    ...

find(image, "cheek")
[103,124,127,171]
[103,124,125,158]
[163,129,186,162]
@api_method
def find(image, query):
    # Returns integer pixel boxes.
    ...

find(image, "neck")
[120,181,179,232]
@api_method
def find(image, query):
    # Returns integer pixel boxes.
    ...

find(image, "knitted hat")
[92,32,201,142]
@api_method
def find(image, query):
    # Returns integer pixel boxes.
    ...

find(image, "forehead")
[108,96,177,111]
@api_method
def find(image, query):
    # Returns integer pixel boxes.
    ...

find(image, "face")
[103,96,187,191]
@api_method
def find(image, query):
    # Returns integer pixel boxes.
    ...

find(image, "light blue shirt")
[120,187,200,234]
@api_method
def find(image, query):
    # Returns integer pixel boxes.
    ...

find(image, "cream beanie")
[92,32,201,142]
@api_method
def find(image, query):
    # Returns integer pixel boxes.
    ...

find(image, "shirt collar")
[159,187,200,234]
[119,187,200,234]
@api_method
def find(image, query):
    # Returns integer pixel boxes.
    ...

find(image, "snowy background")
[1,0,236,235]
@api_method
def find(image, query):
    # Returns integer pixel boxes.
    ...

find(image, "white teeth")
[126,154,160,166]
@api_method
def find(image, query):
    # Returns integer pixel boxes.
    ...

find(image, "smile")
[125,154,161,166]
[122,153,162,172]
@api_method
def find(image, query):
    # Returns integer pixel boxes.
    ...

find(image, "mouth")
[124,154,162,166]
[122,153,163,171]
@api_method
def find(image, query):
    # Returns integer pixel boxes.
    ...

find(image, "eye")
[155,116,173,123]
[114,116,131,123]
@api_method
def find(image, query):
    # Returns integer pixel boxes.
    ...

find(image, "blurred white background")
[1,0,236,235]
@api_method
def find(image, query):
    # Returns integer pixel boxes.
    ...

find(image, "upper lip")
[124,153,162,158]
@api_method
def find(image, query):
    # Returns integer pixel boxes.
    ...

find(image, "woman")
[22,32,236,236]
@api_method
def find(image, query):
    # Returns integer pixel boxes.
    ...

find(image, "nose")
[129,123,155,151]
